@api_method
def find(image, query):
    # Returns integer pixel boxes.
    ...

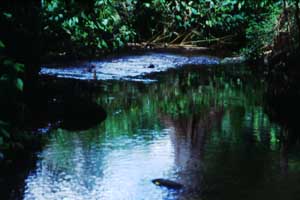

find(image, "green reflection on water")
[36,64,300,200]
[92,65,281,148]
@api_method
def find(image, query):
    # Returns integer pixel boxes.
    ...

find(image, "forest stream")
[2,52,300,200]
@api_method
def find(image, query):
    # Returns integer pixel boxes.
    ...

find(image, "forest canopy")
[1,0,299,59]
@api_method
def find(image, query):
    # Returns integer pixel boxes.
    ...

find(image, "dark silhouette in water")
[23,77,107,131]
[93,69,97,80]
[148,64,155,68]
[83,64,97,80]
[152,179,183,190]
[86,63,96,73]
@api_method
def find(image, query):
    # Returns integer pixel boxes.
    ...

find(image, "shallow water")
[40,53,219,82]
[5,53,300,200]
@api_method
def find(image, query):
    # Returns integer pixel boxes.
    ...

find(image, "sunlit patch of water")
[24,128,179,200]
[40,53,219,82]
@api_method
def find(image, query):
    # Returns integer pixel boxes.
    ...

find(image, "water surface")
[19,54,300,200]
[40,53,219,82]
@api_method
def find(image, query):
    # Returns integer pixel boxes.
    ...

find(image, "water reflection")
[25,129,175,200]
[23,64,300,200]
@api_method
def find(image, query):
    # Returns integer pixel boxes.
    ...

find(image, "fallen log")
[127,42,210,51]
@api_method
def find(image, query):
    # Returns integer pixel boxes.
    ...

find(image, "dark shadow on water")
[23,77,107,131]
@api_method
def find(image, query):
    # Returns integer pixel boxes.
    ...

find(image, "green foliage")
[0,45,25,94]
[241,4,281,60]
[137,1,265,35]
[43,0,136,57]
[240,1,300,61]
[40,0,294,60]
[0,40,25,152]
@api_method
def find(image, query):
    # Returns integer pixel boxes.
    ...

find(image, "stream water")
[3,53,300,200]
[40,53,219,82]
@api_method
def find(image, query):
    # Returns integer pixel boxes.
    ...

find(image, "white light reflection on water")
[24,128,178,200]
[40,53,219,82]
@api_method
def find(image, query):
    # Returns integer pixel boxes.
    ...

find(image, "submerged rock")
[152,178,183,190]
[148,64,155,68]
